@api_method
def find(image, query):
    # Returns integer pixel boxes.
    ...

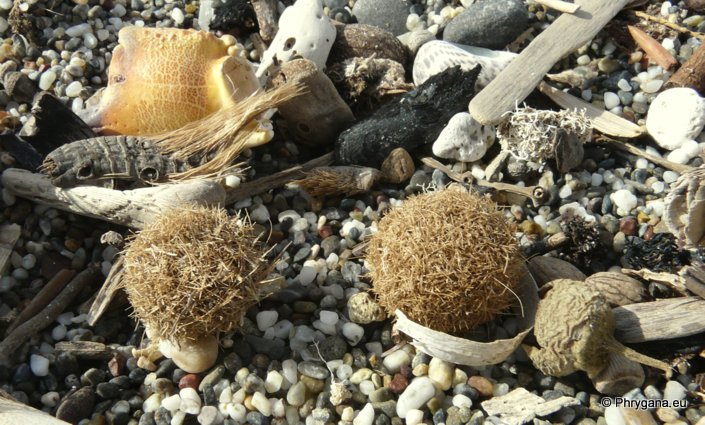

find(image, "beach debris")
[645,88,705,163]
[624,265,705,299]
[556,211,601,270]
[664,168,705,248]
[208,0,257,33]
[327,24,407,66]
[412,40,516,87]
[627,25,678,71]
[251,0,279,42]
[469,0,632,124]
[0,223,21,276]
[1,168,225,229]
[480,387,580,425]
[326,56,412,109]
[613,297,705,343]
[0,265,102,368]
[432,112,495,162]
[594,136,695,174]
[584,272,646,307]
[267,58,354,146]
[335,65,480,168]
[497,107,590,172]
[0,390,71,425]
[379,147,415,183]
[538,82,645,139]
[122,206,276,373]
[623,232,691,272]
[78,27,261,136]
[590,354,645,396]
[347,292,387,324]
[294,166,381,197]
[534,0,581,14]
[523,279,672,379]
[665,41,705,94]
[393,268,538,367]
[256,0,336,82]
[366,185,523,334]
[527,255,587,287]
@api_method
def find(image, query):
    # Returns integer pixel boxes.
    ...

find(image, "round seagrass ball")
[366,186,523,334]
[122,206,272,345]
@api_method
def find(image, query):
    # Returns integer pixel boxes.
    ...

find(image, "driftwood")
[534,0,580,13]
[613,297,705,343]
[0,223,20,275]
[594,137,695,174]
[1,169,226,229]
[480,387,579,425]
[0,265,102,367]
[54,341,116,360]
[469,0,632,124]
[538,82,645,138]
[666,42,705,98]
[87,256,125,326]
[628,25,678,71]
[623,266,705,299]
[0,393,70,425]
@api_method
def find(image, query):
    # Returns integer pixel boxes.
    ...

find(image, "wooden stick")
[1,169,226,229]
[594,137,695,174]
[55,341,116,360]
[469,0,631,125]
[630,10,705,42]
[5,269,76,335]
[538,82,645,138]
[628,25,678,71]
[0,393,70,425]
[534,0,580,14]
[251,0,279,43]
[0,223,21,276]
[665,42,705,95]
[225,153,334,204]
[0,265,102,367]
[87,256,125,326]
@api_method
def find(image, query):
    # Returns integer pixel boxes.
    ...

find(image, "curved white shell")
[256,0,336,82]
[413,40,516,87]
[646,87,705,151]
[432,112,495,162]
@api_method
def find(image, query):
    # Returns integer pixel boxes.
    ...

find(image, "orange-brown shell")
[91,27,259,136]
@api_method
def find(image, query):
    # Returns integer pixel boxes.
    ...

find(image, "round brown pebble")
[56,386,95,423]
[178,373,200,390]
[618,217,638,236]
[64,238,81,251]
[467,376,495,398]
[389,373,409,394]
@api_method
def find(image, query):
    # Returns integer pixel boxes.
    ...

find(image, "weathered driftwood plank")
[469,0,632,124]
[613,297,705,343]
[1,169,226,229]
[54,341,116,359]
[537,82,645,138]
[0,223,21,276]
[0,394,70,425]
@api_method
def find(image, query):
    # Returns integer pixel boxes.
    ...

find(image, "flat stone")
[443,0,528,49]
[352,0,411,36]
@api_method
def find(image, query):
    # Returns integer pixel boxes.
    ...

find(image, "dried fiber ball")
[122,206,272,345]
[366,186,523,334]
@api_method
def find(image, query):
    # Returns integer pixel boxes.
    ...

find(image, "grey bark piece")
[613,297,705,343]
[480,387,580,425]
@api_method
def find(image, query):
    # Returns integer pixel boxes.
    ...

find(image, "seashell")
[256,0,336,82]
[78,27,260,136]
[327,24,408,66]
[432,112,495,162]
[645,87,705,151]
[267,58,354,146]
[664,166,705,247]
[412,40,516,87]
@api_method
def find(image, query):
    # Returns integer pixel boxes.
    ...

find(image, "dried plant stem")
[631,10,705,42]
[628,25,678,70]
[0,265,102,367]
[6,269,76,335]
[594,137,695,174]
[225,153,334,204]
[534,0,580,14]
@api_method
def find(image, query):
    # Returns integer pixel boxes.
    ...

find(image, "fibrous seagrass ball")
[122,206,272,345]
[366,186,523,334]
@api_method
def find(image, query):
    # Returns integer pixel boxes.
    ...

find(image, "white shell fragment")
[256,0,336,82]
[432,112,495,162]
[412,40,516,87]
[645,88,705,151]
[664,167,705,247]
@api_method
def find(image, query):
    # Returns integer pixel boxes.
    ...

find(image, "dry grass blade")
[628,25,678,71]
[152,82,305,180]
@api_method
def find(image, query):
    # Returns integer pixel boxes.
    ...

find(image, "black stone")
[210,0,257,33]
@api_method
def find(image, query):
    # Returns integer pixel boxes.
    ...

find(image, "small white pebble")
[635,158,649,169]
[405,409,424,425]
[171,8,185,24]
[663,171,679,183]
[354,403,375,425]
[38,70,57,90]
[251,392,272,416]
[604,91,620,109]
[256,311,278,332]
[576,54,591,65]
[30,354,50,377]
[41,391,60,407]
[651,181,665,194]
[617,78,632,92]
[65,81,83,98]
[641,79,664,93]
[51,324,67,341]
[161,394,181,412]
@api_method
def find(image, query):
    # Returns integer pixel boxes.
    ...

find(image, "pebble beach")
[0,1,704,425]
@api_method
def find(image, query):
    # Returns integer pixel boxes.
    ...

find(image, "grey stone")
[352,0,411,36]
[298,361,330,380]
[443,0,527,49]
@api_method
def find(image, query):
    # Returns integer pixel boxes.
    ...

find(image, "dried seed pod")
[585,272,645,307]
[527,256,586,287]
[591,354,645,396]
[294,166,381,197]
[524,279,672,379]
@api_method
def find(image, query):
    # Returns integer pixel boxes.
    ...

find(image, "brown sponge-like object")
[366,186,523,334]
[122,206,272,344]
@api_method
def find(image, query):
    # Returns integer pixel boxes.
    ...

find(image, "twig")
[628,25,678,71]
[630,10,705,42]
[225,153,334,204]
[593,136,695,174]
[0,265,102,367]
[534,0,580,14]
[87,256,124,326]
[5,269,76,335]
[0,223,21,275]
